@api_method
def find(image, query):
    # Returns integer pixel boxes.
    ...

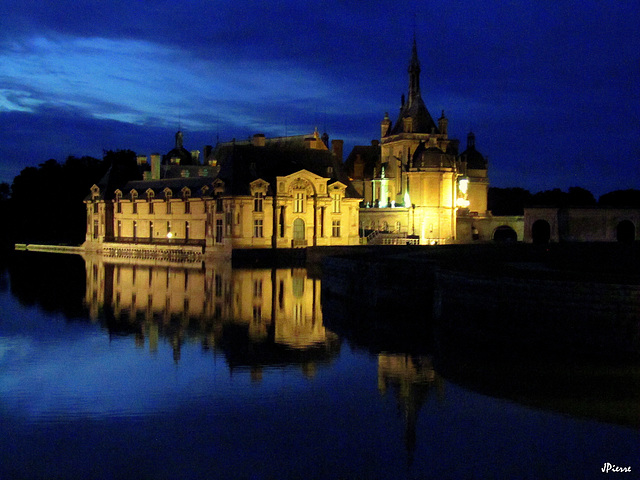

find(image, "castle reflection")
[83,255,339,372]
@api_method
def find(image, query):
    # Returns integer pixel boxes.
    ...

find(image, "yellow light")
[166,232,173,239]
[459,178,469,194]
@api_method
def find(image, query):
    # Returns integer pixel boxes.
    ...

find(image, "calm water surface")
[0,252,638,480]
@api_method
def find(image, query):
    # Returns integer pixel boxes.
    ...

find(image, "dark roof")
[121,176,217,198]
[389,95,438,136]
[460,147,487,170]
[213,143,360,198]
[460,132,487,170]
[344,145,380,180]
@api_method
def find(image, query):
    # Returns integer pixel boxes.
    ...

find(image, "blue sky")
[1,1,638,196]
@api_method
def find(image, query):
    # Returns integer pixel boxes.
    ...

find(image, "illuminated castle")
[346,39,518,244]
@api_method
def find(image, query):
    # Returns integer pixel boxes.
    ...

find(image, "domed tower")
[459,131,488,215]
[163,130,198,166]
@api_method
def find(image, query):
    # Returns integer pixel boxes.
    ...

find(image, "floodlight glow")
[459,178,469,194]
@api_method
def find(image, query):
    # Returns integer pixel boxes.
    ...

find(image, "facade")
[83,130,361,257]
[346,40,492,245]
[524,207,640,243]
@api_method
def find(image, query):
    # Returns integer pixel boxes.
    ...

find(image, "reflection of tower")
[377,354,443,465]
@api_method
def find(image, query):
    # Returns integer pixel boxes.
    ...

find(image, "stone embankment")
[320,244,640,360]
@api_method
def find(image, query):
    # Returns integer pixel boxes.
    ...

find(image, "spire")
[408,36,421,106]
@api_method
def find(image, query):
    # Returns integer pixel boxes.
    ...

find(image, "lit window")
[332,193,341,213]
[253,219,263,238]
[294,192,304,213]
[332,220,341,237]
[254,192,263,212]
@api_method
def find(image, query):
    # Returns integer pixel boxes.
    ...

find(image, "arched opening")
[293,218,305,241]
[493,225,517,243]
[531,219,551,244]
[616,220,635,242]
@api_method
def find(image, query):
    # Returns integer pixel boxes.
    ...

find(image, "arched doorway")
[493,225,517,242]
[616,220,635,242]
[531,219,551,244]
[293,218,305,246]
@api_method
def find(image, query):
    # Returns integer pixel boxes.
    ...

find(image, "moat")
[1,248,638,479]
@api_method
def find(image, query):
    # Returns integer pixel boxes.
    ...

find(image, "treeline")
[0,150,137,248]
[488,187,640,216]
[1,153,639,247]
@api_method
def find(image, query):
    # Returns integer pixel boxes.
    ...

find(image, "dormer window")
[130,190,138,214]
[254,192,263,212]
[164,188,172,214]
[332,192,341,213]
[146,189,155,214]
[115,190,122,214]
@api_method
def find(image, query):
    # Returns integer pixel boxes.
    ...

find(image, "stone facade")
[347,40,493,245]
[83,131,361,256]
[524,207,640,243]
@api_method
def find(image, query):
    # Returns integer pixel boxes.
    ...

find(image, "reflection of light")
[166,232,173,239]
[456,198,470,208]
[459,178,469,194]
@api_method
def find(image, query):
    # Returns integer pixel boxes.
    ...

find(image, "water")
[0,252,638,480]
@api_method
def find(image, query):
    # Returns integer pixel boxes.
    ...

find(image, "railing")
[111,237,205,247]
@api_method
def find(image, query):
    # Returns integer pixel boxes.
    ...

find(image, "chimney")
[137,155,148,166]
[151,154,161,180]
[252,133,266,147]
[331,139,343,161]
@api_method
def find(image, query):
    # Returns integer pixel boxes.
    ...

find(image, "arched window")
[293,218,305,240]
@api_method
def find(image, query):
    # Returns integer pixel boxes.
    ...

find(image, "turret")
[381,112,391,138]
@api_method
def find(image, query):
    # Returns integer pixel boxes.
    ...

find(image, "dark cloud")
[0,1,638,197]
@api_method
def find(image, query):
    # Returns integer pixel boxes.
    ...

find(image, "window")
[167,221,171,238]
[253,219,263,238]
[216,219,223,243]
[279,207,285,237]
[294,192,304,213]
[132,202,137,214]
[332,220,341,237]
[148,201,154,214]
[117,220,122,238]
[253,279,263,297]
[185,221,190,241]
[216,198,223,213]
[166,200,171,214]
[254,192,263,212]
[332,193,341,213]
[184,200,190,214]
[115,191,122,213]
[133,220,137,239]
[93,220,99,239]
[149,221,154,240]
[93,201,99,214]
